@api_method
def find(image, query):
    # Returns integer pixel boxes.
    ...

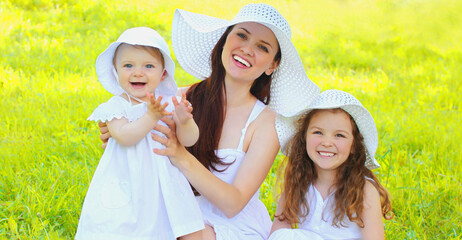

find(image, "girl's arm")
[361,181,385,240]
[270,193,292,235]
[98,90,189,148]
[172,94,199,147]
[107,93,170,146]
[153,109,279,218]
[107,114,158,146]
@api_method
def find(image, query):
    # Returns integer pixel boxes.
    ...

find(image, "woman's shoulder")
[256,104,277,122]
[251,104,278,140]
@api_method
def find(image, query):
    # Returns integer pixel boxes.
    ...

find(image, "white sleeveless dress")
[75,94,204,240]
[196,100,273,240]
[269,183,366,240]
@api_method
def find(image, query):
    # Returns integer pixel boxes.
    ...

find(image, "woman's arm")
[98,121,110,149]
[361,181,385,240]
[270,193,292,234]
[153,110,279,218]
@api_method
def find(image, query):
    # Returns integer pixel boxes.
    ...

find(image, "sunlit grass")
[1,0,460,238]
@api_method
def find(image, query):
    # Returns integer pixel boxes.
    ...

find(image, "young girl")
[75,27,203,240]
[269,90,393,240]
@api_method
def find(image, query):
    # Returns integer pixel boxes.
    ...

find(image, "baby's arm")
[107,93,171,146]
[172,93,199,147]
[270,193,293,235]
[361,181,385,240]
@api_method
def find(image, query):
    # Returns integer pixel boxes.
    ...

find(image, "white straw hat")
[285,89,380,169]
[96,27,177,96]
[171,3,320,118]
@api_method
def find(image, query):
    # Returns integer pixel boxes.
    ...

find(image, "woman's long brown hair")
[186,25,281,175]
[276,109,393,227]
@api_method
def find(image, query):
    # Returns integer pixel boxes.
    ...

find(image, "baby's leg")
[178,229,203,240]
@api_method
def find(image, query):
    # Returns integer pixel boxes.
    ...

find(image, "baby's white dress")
[268,184,362,240]
[75,94,204,240]
[196,100,273,240]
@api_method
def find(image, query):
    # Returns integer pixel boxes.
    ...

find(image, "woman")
[100,3,319,239]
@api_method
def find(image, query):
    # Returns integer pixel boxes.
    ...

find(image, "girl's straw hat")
[95,27,177,96]
[171,3,320,118]
[301,89,380,169]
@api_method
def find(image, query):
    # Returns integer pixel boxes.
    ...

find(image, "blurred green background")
[0,0,460,239]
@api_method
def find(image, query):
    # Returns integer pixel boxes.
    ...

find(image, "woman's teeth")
[233,55,251,67]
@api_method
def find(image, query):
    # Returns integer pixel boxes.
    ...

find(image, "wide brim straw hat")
[292,89,380,169]
[96,27,177,96]
[171,3,320,147]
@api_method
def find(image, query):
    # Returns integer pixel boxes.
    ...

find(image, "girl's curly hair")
[275,109,393,228]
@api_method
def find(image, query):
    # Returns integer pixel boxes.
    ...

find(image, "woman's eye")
[146,64,154,68]
[124,64,133,68]
[237,33,247,39]
[258,45,269,53]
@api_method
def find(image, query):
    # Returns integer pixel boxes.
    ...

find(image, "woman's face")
[221,22,279,85]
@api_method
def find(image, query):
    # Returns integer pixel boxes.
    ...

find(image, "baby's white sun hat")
[171,3,320,148]
[301,89,380,169]
[95,27,177,96]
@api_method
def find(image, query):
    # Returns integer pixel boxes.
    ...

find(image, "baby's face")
[114,44,165,102]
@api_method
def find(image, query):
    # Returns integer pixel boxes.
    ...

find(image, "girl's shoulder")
[363,180,381,208]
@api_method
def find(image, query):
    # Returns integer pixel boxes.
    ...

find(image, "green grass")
[1,0,461,239]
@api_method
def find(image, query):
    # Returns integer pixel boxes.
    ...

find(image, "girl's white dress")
[196,100,272,240]
[75,94,204,240]
[268,184,362,240]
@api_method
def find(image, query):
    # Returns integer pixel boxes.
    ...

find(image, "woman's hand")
[151,116,190,169]
[98,121,111,149]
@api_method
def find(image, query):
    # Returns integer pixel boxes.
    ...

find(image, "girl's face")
[114,44,166,103]
[305,109,354,173]
[221,22,279,85]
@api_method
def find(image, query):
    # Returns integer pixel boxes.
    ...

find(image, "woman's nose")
[240,44,254,56]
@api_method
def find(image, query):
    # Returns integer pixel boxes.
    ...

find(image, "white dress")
[196,100,272,240]
[75,94,204,240]
[269,184,362,240]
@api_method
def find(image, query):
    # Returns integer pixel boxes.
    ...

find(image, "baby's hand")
[173,93,193,124]
[146,92,172,120]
